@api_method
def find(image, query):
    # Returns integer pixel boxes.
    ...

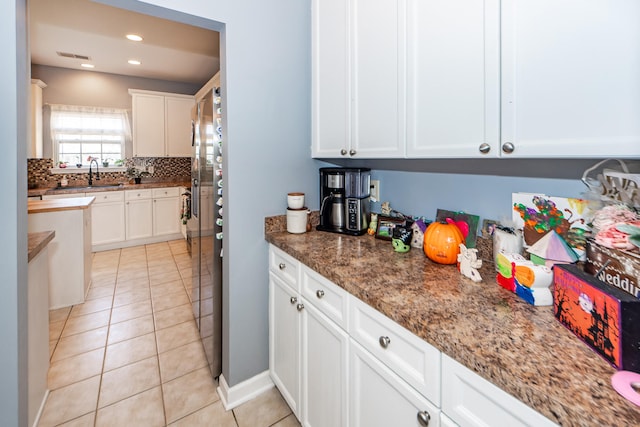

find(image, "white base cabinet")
[301,301,349,427]
[269,272,301,418]
[350,340,440,427]
[268,245,558,427]
[125,190,154,240]
[86,191,125,245]
[152,187,181,236]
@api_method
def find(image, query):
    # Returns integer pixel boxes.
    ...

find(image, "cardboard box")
[553,264,640,372]
[585,238,640,300]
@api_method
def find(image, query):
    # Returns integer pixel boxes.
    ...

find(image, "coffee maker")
[317,167,371,235]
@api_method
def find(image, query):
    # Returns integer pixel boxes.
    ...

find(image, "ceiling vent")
[56,51,91,61]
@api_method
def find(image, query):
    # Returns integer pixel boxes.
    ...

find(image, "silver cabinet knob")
[478,143,491,154]
[502,142,515,154]
[316,290,325,299]
[349,149,356,156]
[290,296,297,304]
[340,148,348,156]
[417,411,431,426]
[278,263,286,270]
[379,336,391,349]
[296,303,304,311]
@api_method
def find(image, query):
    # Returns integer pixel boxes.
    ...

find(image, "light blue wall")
[100,0,319,386]
[1,0,28,424]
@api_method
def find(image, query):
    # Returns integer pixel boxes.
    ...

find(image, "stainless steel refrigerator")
[188,86,223,380]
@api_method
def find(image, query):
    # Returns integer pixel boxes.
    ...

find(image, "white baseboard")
[217,371,274,411]
[92,233,184,252]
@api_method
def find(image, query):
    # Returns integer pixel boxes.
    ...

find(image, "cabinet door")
[132,94,165,157]
[406,0,499,158]
[501,0,640,158]
[311,0,351,158]
[165,96,195,157]
[442,354,557,427]
[351,0,405,158]
[350,340,440,427]
[90,202,125,245]
[301,301,348,427]
[125,199,153,240]
[269,274,301,419]
[153,196,180,236]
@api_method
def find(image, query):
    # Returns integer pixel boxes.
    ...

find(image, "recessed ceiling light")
[80,63,95,69]
[126,34,143,42]
[128,60,141,65]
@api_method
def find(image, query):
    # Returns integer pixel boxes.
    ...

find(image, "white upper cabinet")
[406,0,500,158]
[351,0,406,158]
[312,0,405,158]
[130,89,195,158]
[501,0,640,158]
[313,0,640,159]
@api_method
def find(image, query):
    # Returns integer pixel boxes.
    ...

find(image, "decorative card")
[511,193,594,259]
[435,209,480,248]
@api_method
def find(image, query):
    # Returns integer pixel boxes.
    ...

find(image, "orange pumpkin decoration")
[423,221,464,264]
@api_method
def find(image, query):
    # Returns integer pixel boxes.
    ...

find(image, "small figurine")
[381,202,391,216]
[410,219,428,249]
[392,226,412,253]
[457,244,483,282]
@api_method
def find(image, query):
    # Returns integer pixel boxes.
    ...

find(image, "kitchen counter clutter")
[265,227,640,426]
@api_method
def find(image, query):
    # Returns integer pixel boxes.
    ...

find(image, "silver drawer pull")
[379,336,391,349]
[316,290,325,299]
[290,296,297,304]
[417,411,430,426]
[296,303,304,312]
[278,263,286,270]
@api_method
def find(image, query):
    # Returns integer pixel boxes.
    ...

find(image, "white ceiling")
[29,0,220,86]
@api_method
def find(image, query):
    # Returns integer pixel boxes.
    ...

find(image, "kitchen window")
[50,104,129,166]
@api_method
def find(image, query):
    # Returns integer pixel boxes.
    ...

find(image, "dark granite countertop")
[28,231,55,262]
[28,181,190,197]
[265,222,640,426]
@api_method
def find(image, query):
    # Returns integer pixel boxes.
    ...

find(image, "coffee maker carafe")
[317,167,371,236]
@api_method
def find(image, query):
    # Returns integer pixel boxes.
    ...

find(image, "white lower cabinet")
[86,191,125,245]
[442,354,557,427]
[125,190,153,240]
[350,340,440,427]
[152,187,180,236]
[440,413,458,427]
[301,300,349,427]
[269,272,301,418]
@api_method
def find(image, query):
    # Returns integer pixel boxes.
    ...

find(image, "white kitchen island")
[28,197,94,309]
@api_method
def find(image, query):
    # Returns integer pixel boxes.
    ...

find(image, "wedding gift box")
[553,264,640,373]
[584,238,640,300]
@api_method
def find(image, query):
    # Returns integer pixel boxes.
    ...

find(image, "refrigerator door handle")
[191,120,195,146]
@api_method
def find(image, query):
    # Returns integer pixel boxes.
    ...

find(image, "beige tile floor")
[41,240,299,427]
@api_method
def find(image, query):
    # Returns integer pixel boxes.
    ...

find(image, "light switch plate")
[370,180,380,202]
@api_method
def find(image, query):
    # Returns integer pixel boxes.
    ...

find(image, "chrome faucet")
[88,159,100,186]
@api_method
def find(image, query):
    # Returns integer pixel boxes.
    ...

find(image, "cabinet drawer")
[86,191,124,204]
[442,354,557,427]
[125,189,153,200]
[152,187,180,198]
[269,246,300,291]
[301,266,349,331]
[350,296,441,406]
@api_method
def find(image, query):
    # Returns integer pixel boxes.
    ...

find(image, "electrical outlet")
[370,180,380,202]
[148,166,154,174]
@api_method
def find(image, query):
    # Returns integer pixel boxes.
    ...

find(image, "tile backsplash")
[28,157,190,188]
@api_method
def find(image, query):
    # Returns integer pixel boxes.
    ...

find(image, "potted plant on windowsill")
[102,158,112,167]
[125,167,150,184]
